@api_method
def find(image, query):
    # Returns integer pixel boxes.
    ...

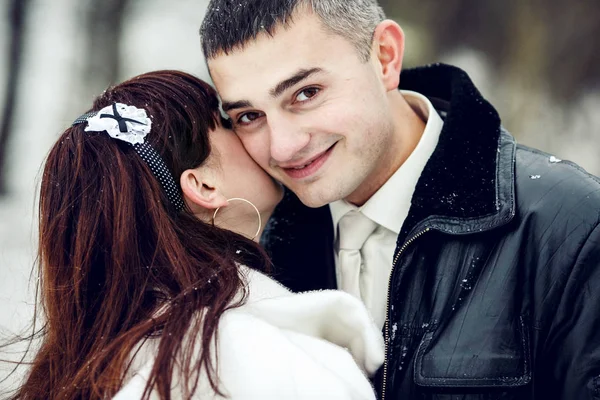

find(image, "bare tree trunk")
[80,0,131,101]
[0,0,30,195]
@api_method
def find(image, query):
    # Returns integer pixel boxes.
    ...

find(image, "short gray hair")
[200,0,386,61]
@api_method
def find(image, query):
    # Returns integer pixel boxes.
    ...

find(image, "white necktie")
[337,210,377,299]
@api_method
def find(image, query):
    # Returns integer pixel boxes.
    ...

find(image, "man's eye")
[295,87,320,102]
[238,112,261,125]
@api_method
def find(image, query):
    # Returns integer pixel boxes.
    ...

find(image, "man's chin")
[290,187,337,209]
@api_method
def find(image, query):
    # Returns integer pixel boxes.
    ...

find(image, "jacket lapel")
[398,64,516,243]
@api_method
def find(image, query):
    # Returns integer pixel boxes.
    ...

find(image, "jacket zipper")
[381,227,430,400]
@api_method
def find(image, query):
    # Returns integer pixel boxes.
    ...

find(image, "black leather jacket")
[262,64,600,399]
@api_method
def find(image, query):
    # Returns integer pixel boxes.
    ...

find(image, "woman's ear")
[180,167,228,212]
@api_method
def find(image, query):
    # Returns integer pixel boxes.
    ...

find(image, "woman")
[12,71,383,399]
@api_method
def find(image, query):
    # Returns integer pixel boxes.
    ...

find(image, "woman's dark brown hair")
[10,70,269,399]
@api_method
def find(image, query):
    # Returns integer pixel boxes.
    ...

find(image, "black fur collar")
[398,64,515,239]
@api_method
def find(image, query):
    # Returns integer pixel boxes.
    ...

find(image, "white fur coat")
[113,266,384,399]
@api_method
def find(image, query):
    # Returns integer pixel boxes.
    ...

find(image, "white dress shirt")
[330,90,444,329]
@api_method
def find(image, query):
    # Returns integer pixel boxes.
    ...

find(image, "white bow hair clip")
[84,103,152,145]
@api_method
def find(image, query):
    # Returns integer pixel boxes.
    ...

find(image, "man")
[200,1,600,398]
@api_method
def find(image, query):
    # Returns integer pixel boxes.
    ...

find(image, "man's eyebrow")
[221,100,253,113]
[269,68,323,98]
[220,68,323,113]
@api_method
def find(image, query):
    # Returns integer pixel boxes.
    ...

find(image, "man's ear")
[180,168,228,212]
[372,20,405,91]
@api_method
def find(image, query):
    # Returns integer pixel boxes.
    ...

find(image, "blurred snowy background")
[1,0,599,394]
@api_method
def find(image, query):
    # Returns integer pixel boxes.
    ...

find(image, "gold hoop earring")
[212,197,262,240]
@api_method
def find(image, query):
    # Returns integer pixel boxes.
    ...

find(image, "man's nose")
[268,115,310,163]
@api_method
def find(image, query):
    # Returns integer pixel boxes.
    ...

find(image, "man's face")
[208,12,397,207]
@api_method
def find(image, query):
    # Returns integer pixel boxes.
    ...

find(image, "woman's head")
[84,70,282,227]
[16,70,279,399]
[179,116,284,240]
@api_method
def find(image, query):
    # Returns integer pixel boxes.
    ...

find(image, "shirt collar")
[330,90,444,236]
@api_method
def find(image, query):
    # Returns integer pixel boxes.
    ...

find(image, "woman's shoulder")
[238,265,291,303]
[231,268,384,375]
[115,268,382,399]
[217,305,378,399]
